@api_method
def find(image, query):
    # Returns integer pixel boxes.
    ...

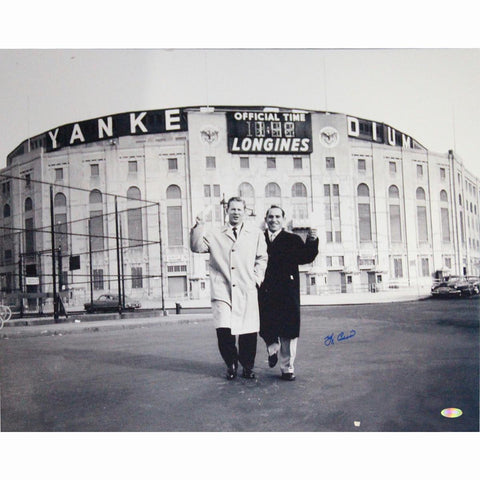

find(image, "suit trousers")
[267,337,298,374]
[216,328,257,370]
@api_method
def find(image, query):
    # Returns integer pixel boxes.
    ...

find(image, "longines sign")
[227,111,313,154]
[45,108,188,152]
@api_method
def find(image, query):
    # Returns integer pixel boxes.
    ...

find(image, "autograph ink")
[324,330,356,346]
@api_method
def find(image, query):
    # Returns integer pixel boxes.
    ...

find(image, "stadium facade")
[1,105,479,312]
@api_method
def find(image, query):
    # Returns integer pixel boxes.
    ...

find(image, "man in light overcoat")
[190,197,268,380]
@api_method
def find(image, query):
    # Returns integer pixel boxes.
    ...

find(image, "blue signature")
[324,330,356,346]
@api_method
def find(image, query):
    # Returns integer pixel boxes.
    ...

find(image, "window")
[416,187,426,200]
[358,159,366,171]
[326,231,333,243]
[335,231,342,243]
[324,184,330,197]
[127,187,143,247]
[441,208,450,242]
[267,157,276,169]
[240,157,249,169]
[332,184,339,196]
[357,183,369,197]
[293,157,303,169]
[167,206,183,245]
[25,174,31,187]
[93,269,104,290]
[25,218,35,254]
[131,267,143,289]
[358,183,372,242]
[388,185,399,198]
[445,257,452,269]
[417,206,428,242]
[421,258,429,277]
[440,190,448,202]
[204,185,211,197]
[417,164,423,177]
[459,194,462,206]
[440,168,446,180]
[89,190,104,252]
[55,168,64,181]
[166,185,181,199]
[326,157,335,169]
[292,183,307,197]
[213,185,220,197]
[389,205,402,243]
[394,258,403,278]
[168,158,178,170]
[206,156,216,169]
[389,161,397,174]
[460,212,465,244]
[265,183,281,198]
[310,277,316,286]
[128,161,138,173]
[25,197,33,212]
[338,256,344,267]
[91,164,99,177]
[326,256,332,267]
[3,204,10,218]
[239,182,255,210]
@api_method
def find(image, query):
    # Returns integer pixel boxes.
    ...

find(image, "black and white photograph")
[0,3,478,479]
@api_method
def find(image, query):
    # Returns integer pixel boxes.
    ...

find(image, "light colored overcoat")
[190,222,268,335]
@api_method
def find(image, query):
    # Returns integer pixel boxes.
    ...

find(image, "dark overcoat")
[258,230,319,341]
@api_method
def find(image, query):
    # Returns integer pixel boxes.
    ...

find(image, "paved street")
[0,298,478,432]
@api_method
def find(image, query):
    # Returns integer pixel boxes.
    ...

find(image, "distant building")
[1,105,479,311]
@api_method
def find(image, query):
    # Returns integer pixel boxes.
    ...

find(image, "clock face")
[319,126,340,148]
[200,126,219,145]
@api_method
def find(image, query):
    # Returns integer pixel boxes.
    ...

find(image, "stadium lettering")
[231,137,310,153]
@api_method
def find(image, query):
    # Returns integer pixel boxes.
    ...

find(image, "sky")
[1,48,479,177]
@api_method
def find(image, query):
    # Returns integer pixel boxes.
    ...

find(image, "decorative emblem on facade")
[200,126,219,145]
[319,126,340,148]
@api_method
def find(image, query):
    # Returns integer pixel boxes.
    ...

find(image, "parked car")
[431,276,477,297]
[84,294,141,313]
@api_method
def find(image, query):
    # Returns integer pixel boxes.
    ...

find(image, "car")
[431,276,476,297]
[84,294,141,313]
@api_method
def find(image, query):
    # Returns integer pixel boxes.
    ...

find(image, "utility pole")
[114,196,122,313]
[88,218,93,305]
[18,255,23,318]
[50,186,59,323]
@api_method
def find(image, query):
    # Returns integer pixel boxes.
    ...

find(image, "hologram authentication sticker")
[441,408,463,418]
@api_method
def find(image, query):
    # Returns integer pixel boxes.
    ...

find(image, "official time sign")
[45,108,188,152]
[227,111,313,154]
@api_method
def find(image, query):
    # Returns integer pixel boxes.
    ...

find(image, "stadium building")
[1,105,479,312]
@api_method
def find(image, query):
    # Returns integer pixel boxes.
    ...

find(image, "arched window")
[25,198,33,212]
[239,182,254,199]
[388,185,399,198]
[357,184,372,241]
[127,187,143,247]
[440,190,448,202]
[166,185,183,246]
[265,182,281,198]
[459,194,462,206]
[357,183,370,197]
[3,204,10,218]
[166,185,181,199]
[89,190,104,252]
[54,192,67,208]
[416,187,426,200]
[89,189,102,204]
[292,182,307,197]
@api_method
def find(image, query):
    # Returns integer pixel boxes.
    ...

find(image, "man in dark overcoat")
[258,205,319,381]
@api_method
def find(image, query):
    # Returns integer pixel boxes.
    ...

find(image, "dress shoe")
[280,372,296,381]
[226,363,237,380]
[268,352,278,368]
[242,368,256,379]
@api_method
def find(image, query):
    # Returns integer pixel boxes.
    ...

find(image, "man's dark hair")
[227,196,246,209]
[265,205,285,218]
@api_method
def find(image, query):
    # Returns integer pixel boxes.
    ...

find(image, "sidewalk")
[1,287,432,339]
